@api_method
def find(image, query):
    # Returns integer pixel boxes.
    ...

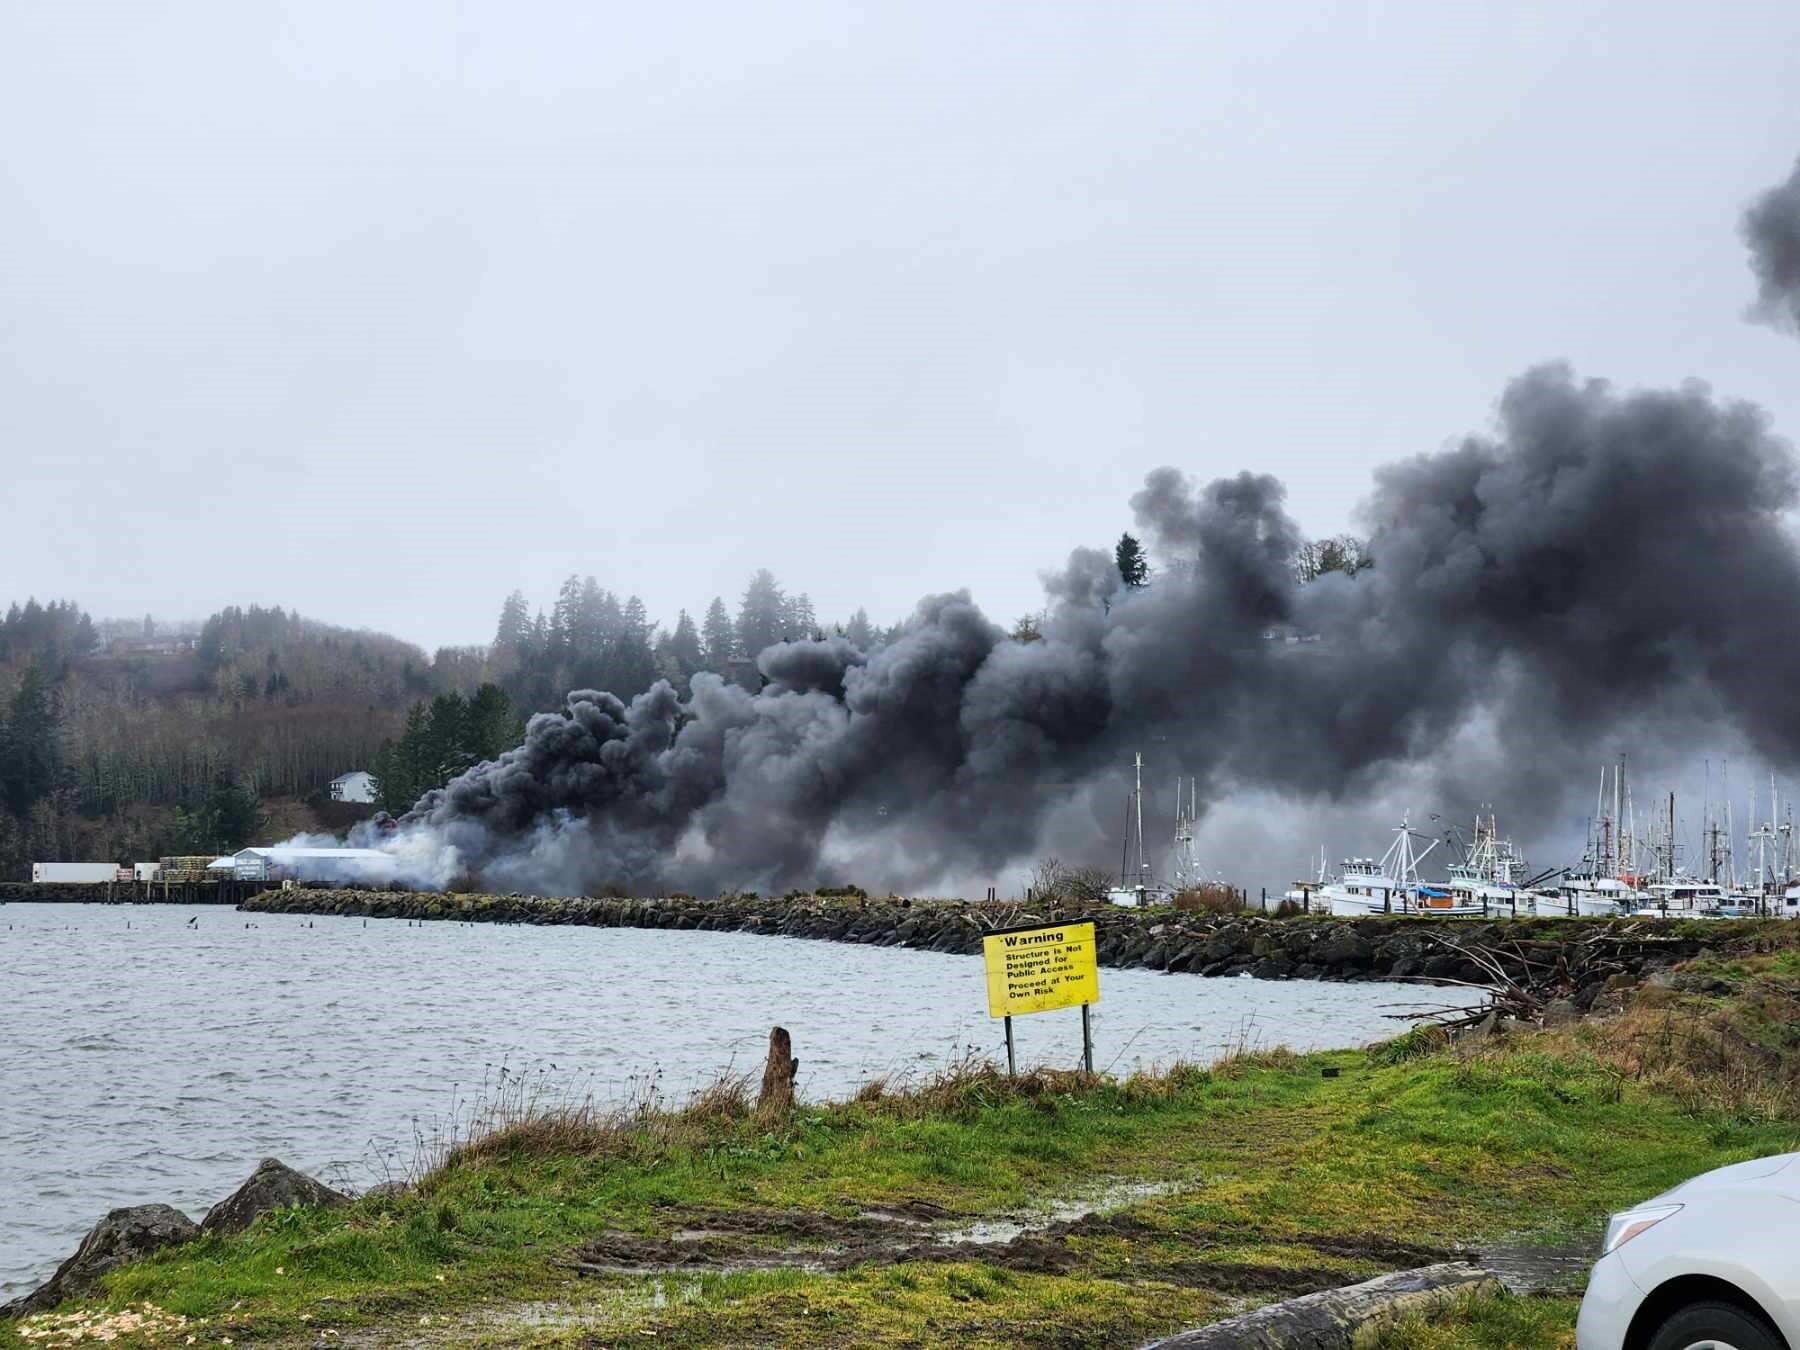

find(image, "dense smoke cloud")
[1744,157,1800,332]
[367,362,1800,897]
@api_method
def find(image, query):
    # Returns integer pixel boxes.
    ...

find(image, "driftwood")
[758,1026,798,1117]
[1388,923,1686,1030]
[1141,1262,1500,1348]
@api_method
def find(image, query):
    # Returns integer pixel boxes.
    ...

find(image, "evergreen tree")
[1115,533,1150,588]
[208,777,264,850]
[550,575,584,658]
[0,666,61,816]
[701,598,735,668]
[372,686,520,813]
[784,593,818,641]
[494,590,531,650]
[466,683,521,762]
[736,569,788,658]
[425,691,471,780]
[844,608,875,648]
[669,610,703,676]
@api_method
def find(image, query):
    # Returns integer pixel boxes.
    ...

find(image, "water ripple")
[0,901,1435,1297]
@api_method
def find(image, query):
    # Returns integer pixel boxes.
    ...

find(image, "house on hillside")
[328,770,376,804]
[108,636,198,657]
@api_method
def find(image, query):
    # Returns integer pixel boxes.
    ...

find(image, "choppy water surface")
[1,903,1441,1295]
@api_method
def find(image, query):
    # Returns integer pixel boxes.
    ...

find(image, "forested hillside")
[0,536,1364,876]
[0,572,879,876]
[0,601,426,873]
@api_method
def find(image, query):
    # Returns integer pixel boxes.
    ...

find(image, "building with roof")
[231,846,395,884]
[328,771,376,804]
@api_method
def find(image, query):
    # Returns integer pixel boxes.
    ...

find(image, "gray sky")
[4,1,1797,651]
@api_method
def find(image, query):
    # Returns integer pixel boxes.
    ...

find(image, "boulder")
[1541,998,1581,1027]
[1165,943,1203,973]
[201,1158,348,1236]
[1317,930,1374,969]
[1,1203,199,1317]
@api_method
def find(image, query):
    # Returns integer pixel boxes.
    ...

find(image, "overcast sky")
[4,1,1797,651]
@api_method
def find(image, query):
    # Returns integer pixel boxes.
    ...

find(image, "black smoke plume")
[381,364,1800,896]
[1744,157,1800,332]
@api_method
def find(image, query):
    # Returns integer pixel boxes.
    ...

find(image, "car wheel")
[1647,1299,1784,1350]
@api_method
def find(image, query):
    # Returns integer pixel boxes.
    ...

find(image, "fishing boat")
[1529,762,1643,916]
[1779,884,1800,919]
[1444,814,1529,917]
[1531,873,1637,918]
[1634,877,1729,917]
[1630,787,1729,917]
[1324,816,1445,916]
[1283,846,1328,912]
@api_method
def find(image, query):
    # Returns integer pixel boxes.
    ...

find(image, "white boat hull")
[1528,891,1630,918]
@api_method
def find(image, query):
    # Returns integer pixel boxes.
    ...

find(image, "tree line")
[0,535,1372,872]
[483,568,881,716]
[0,600,430,873]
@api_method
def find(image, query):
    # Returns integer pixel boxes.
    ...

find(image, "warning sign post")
[980,920,1100,1074]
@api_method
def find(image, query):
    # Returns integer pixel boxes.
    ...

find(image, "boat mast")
[1667,791,1676,881]
[1170,774,1199,889]
[1724,758,1737,889]
[1133,752,1147,895]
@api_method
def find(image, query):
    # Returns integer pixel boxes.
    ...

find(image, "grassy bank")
[7,928,1799,1348]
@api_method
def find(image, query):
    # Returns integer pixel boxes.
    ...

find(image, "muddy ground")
[564,1200,1472,1301]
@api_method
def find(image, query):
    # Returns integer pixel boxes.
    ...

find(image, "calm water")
[1,903,1439,1296]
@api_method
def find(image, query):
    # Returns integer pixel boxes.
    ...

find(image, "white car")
[1577,1151,1800,1349]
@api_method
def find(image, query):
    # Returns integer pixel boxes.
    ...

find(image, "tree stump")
[758,1025,798,1117]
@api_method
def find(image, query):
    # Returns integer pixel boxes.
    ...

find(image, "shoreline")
[4,915,1798,1347]
[238,887,1739,991]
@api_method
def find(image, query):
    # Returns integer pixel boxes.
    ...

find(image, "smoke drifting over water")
[358,362,1800,898]
[1745,157,1800,333]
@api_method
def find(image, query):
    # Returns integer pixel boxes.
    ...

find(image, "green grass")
[8,926,1800,1348]
[1368,1289,1582,1349]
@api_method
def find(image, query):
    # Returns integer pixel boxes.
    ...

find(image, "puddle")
[565,1177,1466,1304]
[1478,1242,1595,1293]
[939,1177,1183,1244]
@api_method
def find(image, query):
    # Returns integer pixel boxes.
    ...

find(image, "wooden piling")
[757,1026,798,1118]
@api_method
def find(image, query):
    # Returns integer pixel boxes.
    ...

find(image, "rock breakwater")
[239,890,1740,998]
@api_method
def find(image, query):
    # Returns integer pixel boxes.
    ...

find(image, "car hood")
[1648,1151,1800,1203]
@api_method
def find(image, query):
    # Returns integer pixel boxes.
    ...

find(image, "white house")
[328,770,376,804]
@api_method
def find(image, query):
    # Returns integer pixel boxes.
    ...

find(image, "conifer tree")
[1115,532,1150,588]
[701,597,736,668]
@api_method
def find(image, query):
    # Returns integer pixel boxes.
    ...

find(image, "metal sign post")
[981,920,1101,1075]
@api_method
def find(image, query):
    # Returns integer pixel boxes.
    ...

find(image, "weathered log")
[1141,1262,1500,1349]
[758,1025,798,1117]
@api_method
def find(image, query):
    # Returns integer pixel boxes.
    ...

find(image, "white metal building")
[31,862,121,883]
[231,846,395,884]
[328,771,376,804]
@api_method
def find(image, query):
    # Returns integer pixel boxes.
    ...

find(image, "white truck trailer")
[31,862,122,883]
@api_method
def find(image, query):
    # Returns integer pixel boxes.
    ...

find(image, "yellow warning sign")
[983,921,1100,1018]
